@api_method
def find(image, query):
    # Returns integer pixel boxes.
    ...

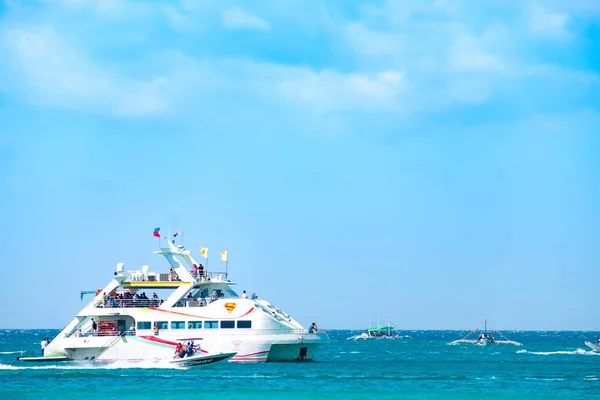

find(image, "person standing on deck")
[41,337,49,356]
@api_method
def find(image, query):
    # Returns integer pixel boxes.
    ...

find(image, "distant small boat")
[584,341,600,352]
[450,318,521,346]
[348,318,399,340]
[169,352,236,367]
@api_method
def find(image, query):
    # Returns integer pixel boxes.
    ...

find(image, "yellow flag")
[200,248,208,258]
[220,250,228,262]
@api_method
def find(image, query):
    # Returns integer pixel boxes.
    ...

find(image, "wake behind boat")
[450,318,521,346]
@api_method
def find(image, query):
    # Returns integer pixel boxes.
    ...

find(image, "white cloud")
[278,69,404,113]
[445,78,491,104]
[222,8,271,31]
[0,23,407,117]
[530,3,570,39]
[1,26,170,116]
[344,23,400,56]
[449,34,505,72]
[0,0,597,123]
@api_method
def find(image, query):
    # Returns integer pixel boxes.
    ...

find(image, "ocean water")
[1,329,598,400]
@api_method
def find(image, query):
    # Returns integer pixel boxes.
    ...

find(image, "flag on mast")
[153,228,160,238]
[200,248,208,258]
[173,231,181,238]
[220,250,228,262]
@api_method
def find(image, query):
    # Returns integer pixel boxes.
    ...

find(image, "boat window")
[204,321,218,329]
[237,320,252,329]
[137,321,151,330]
[220,320,235,329]
[171,321,185,329]
[188,321,202,329]
[156,321,168,330]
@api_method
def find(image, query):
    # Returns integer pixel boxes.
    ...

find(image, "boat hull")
[17,355,71,362]
[585,341,600,352]
[43,331,329,362]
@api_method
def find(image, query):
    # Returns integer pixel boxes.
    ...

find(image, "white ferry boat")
[24,240,329,362]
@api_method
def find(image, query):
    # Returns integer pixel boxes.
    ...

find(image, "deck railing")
[92,296,237,309]
[123,270,230,283]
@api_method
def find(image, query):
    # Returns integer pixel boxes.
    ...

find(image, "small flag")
[220,250,228,262]
[173,231,180,238]
[200,248,208,258]
[153,228,160,238]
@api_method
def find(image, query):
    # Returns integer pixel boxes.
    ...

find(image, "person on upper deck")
[309,322,318,333]
[251,292,258,300]
[169,267,177,281]
[198,264,205,280]
[241,290,248,299]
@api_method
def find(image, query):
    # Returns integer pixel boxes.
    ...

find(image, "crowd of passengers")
[99,291,163,308]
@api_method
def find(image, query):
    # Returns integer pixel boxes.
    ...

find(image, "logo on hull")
[224,302,237,313]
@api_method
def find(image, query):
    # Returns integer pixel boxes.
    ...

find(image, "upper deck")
[83,239,253,311]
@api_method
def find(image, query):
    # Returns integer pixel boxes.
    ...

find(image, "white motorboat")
[19,236,329,363]
[169,352,237,367]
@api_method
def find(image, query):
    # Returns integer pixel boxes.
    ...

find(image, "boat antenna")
[484,316,487,334]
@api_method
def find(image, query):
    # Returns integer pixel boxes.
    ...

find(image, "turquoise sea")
[1,329,598,400]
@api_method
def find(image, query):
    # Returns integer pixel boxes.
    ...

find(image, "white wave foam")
[0,351,21,355]
[517,348,597,356]
[525,377,565,381]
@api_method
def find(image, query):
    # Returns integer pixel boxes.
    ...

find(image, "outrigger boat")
[584,341,600,352]
[348,318,399,340]
[450,318,521,346]
[18,235,329,363]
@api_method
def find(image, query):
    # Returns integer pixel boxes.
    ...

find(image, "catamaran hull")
[44,332,328,362]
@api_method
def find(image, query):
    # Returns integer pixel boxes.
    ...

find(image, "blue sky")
[0,0,599,330]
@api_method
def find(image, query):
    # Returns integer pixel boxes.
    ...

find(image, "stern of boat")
[266,331,330,361]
